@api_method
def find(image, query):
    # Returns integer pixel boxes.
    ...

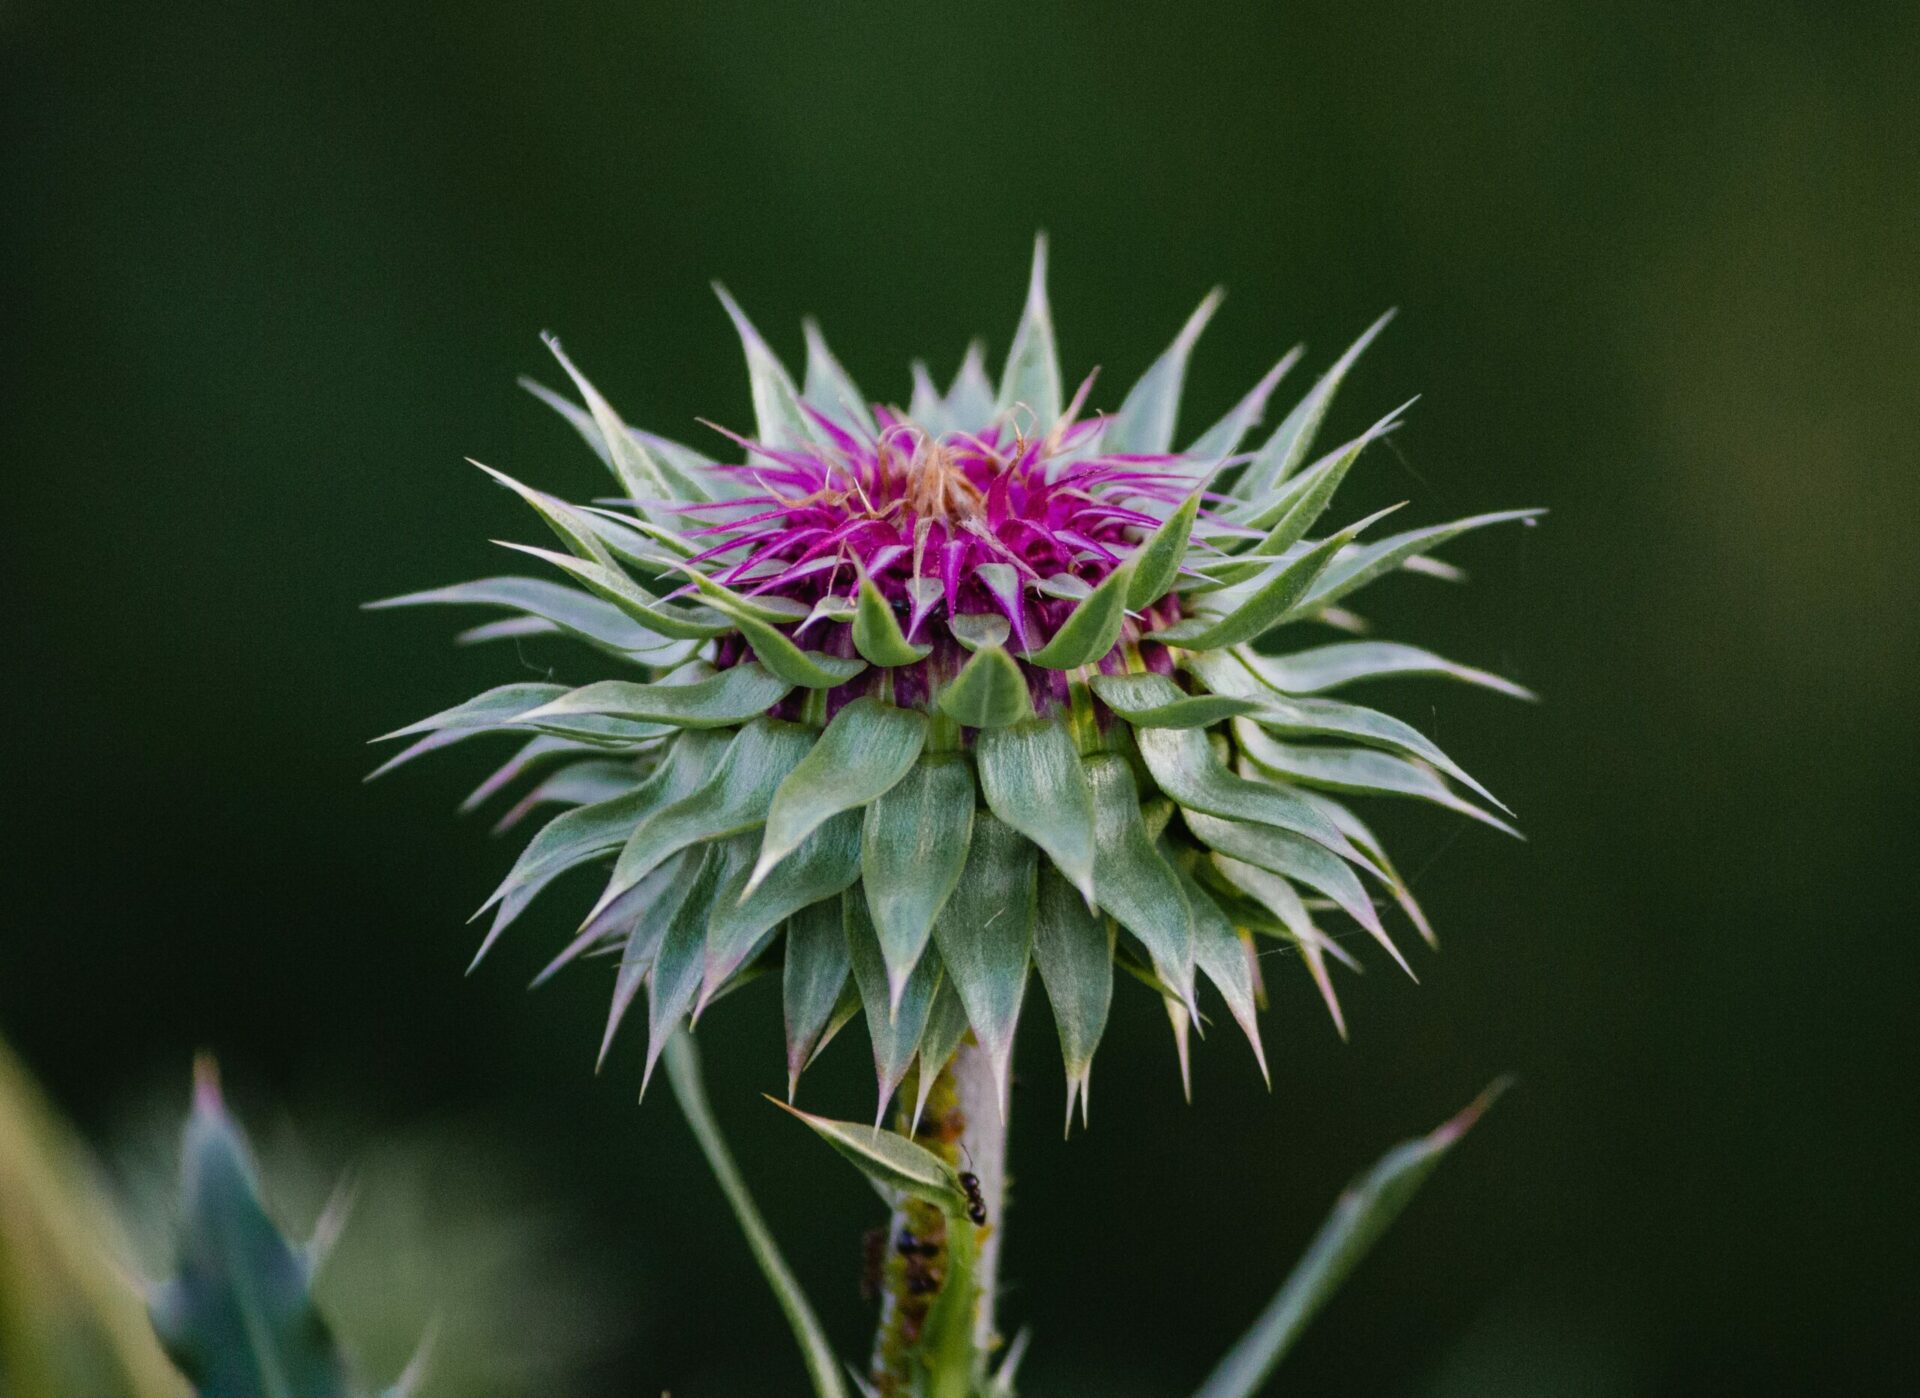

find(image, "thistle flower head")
[371,238,1538,1129]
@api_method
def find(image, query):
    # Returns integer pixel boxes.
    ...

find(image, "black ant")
[957,1161,988,1226]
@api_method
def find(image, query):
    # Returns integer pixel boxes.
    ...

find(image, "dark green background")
[5,1,1914,1393]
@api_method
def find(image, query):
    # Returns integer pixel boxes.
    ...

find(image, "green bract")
[371,239,1538,1123]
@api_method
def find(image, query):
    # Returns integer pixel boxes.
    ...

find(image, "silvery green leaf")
[375,683,566,742]
[853,574,930,665]
[1154,504,1403,649]
[945,339,995,429]
[750,699,927,893]
[589,719,815,920]
[457,734,601,812]
[705,813,862,1010]
[937,644,1034,727]
[1127,489,1202,610]
[845,891,943,1121]
[1300,509,1545,613]
[1210,402,1410,584]
[1032,863,1115,1134]
[643,839,746,1094]
[1135,724,1363,865]
[1183,350,1302,470]
[977,719,1097,900]
[454,615,557,646]
[912,977,974,1132]
[908,360,952,436]
[365,575,674,656]
[1303,792,1435,947]
[583,851,700,1062]
[1231,310,1394,504]
[1084,754,1196,1014]
[1103,288,1223,455]
[1235,722,1521,838]
[680,569,869,688]
[519,665,793,730]
[1206,854,1352,1038]
[1024,557,1135,669]
[1171,856,1268,1082]
[474,731,727,961]
[1192,1083,1507,1398]
[471,460,620,564]
[497,541,732,640]
[1241,640,1535,700]
[542,336,712,511]
[948,612,1012,652]
[783,899,851,1098]
[861,755,976,1010]
[364,726,482,784]
[931,812,1035,1115]
[770,1101,968,1218]
[148,1061,350,1398]
[714,283,821,450]
[524,375,745,502]
[996,235,1062,427]
[1182,808,1403,973]
[801,317,877,433]
[1089,672,1259,729]
[1034,572,1092,601]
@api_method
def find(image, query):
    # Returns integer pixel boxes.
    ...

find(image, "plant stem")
[664,1032,848,1398]
[869,1037,1007,1395]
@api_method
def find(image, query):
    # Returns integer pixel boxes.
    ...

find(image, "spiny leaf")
[783,900,852,1099]
[1304,791,1436,947]
[1103,288,1223,455]
[1191,1082,1508,1398]
[542,336,710,512]
[1153,504,1403,649]
[1241,640,1535,700]
[749,699,927,894]
[768,1101,968,1218]
[471,460,619,564]
[1023,558,1135,669]
[498,542,732,640]
[912,979,974,1133]
[1084,753,1196,1014]
[1135,724,1365,866]
[680,569,869,689]
[1235,724,1521,838]
[945,339,994,428]
[374,683,566,742]
[1184,350,1303,470]
[845,892,944,1121]
[714,283,821,451]
[801,317,878,434]
[147,1060,350,1398]
[365,576,676,656]
[1299,509,1545,613]
[642,840,744,1094]
[705,813,862,1010]
[1090,671,1259,729]
[519,665,793,730]
[1231,310,1394,504]
[860,755,976,1011]
[1127,489,1203,610]
[996,234,1062,427]
[1207,854,1352,1038]
[1032,863,1115,1134]
[976,719,1098,900]
[1171,857,1269,1083]
[930,812,1035,1116]
[588,719,815,921]
[937,644,1035,728]
[852,574,931,665]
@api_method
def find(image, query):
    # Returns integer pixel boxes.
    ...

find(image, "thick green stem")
[868,1038,1007,1395]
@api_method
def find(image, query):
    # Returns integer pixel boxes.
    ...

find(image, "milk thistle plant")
[371,239,1534,1397]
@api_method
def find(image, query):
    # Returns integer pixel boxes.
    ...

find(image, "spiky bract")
[371,239,1537,1126]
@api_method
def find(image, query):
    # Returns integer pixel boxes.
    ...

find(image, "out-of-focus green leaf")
[977,720,1097,900]
[930,813,1035,1114]
[782,900,852,1099]
[938,644,1035,727]
[861,755,976,1009]
[769,1102,968,1218]
[946,340,995,428]
[1032,863,1115,1134]
[1023,559,1135,669]
[1191,1083,1507,1398]
[995,235,1062,427]
[1241,640,1535,700]
[519,665,793,730]
[1103,289,1223,455]
[147,1061,350,1398]
[1085,754,1195,1014]
[714,284,821,451]
[801,317,878,434]
[1090,672,1259,728]
[750,699,926,893]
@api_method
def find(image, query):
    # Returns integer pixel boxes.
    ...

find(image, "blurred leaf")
[1191,1082,1507,1398]
[995,235,1061,426]
[713,284,821,451]
[801,317,877,434]
[1103,289,1222,455]
[1184,352,1301,469]
[363,576,674,656]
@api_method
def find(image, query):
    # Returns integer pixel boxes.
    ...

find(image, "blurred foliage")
[3,0,1915,1393]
